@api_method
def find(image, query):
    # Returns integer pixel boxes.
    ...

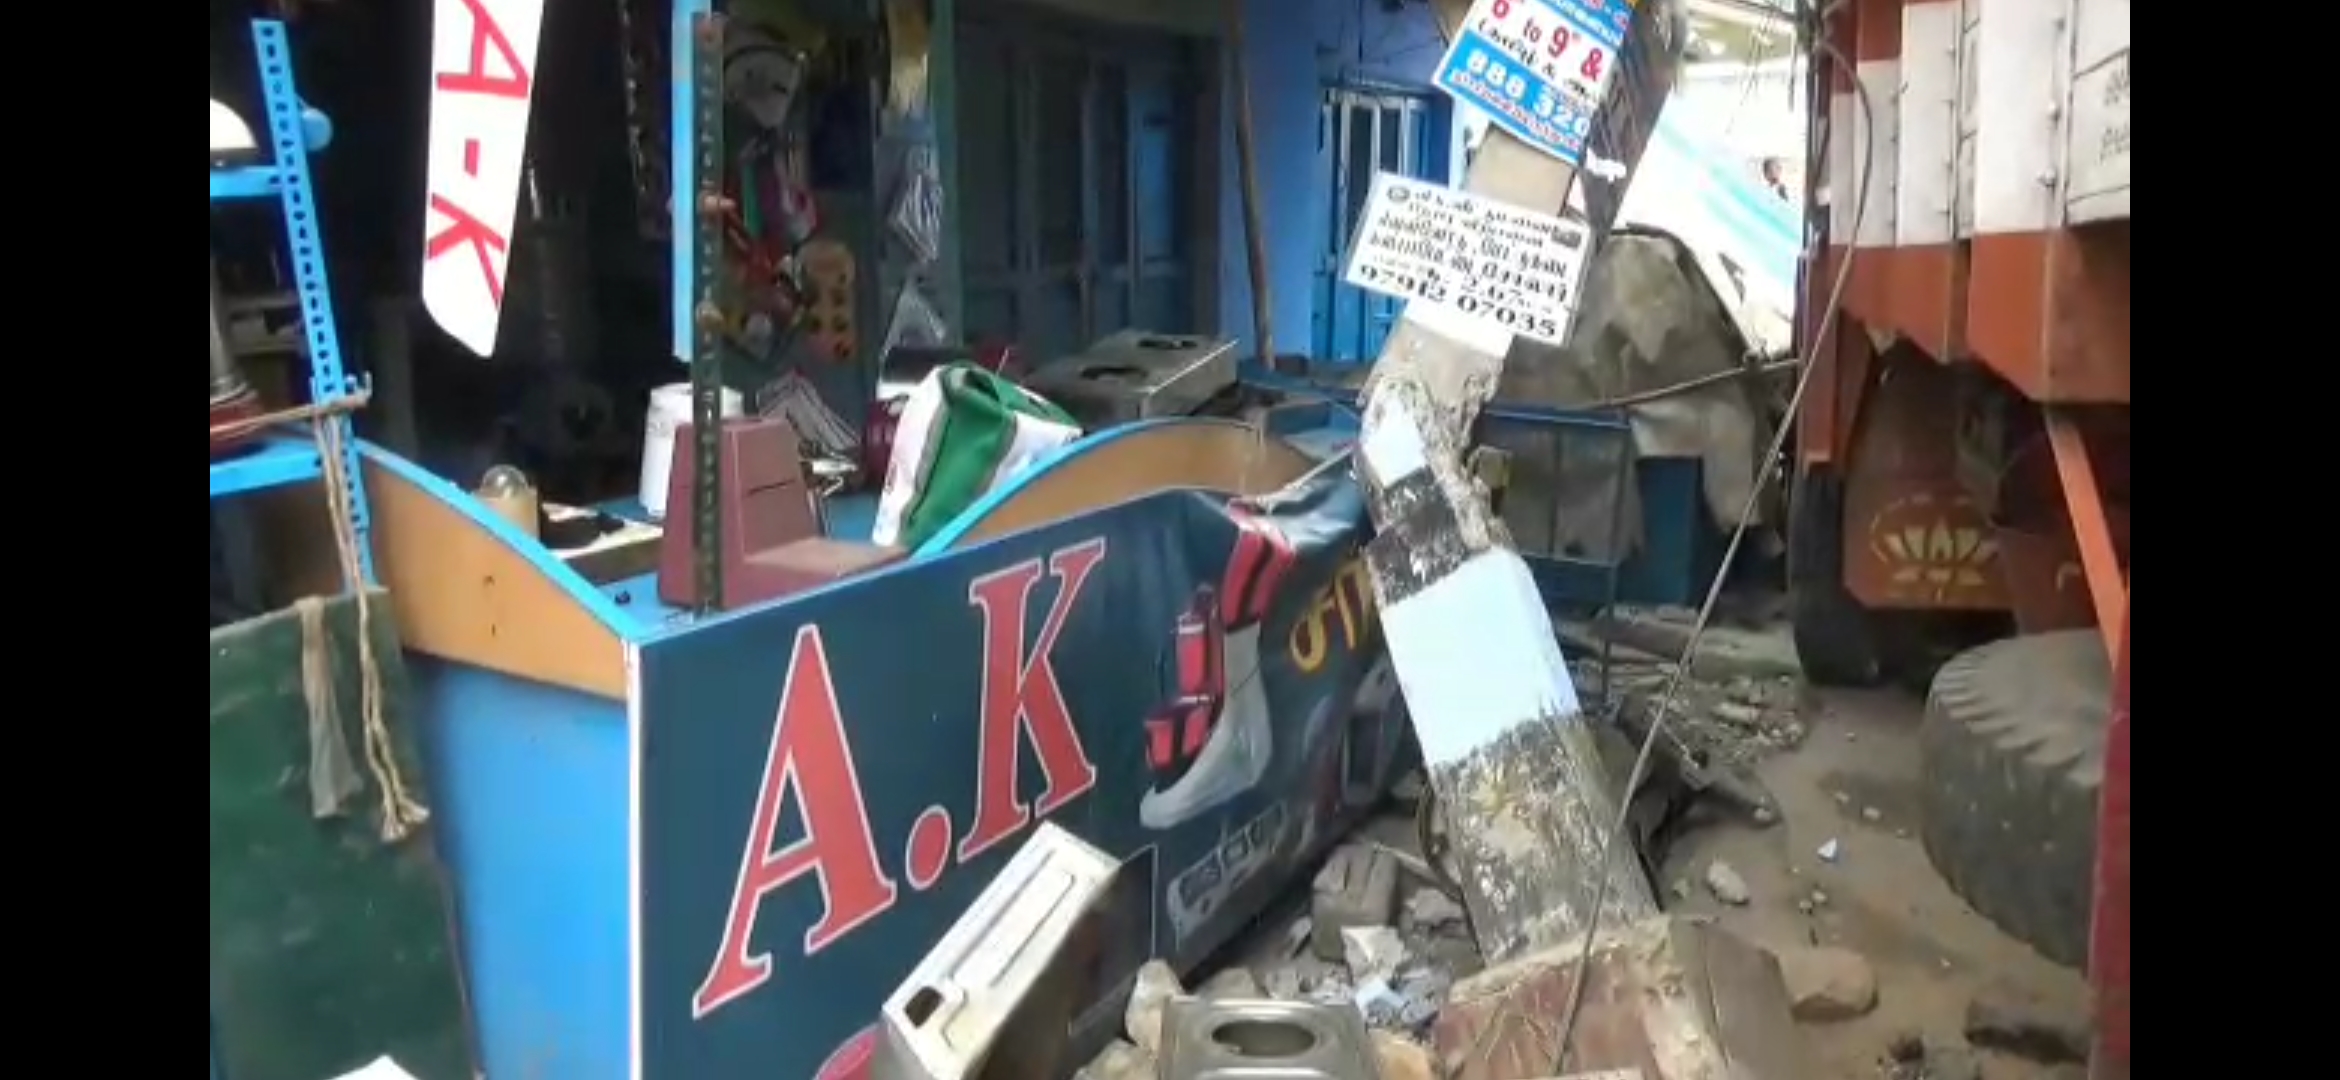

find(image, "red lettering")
[434,0,533,100]
[425,194,509,307]
[957,540,1107,861]
[692,626,899,1020]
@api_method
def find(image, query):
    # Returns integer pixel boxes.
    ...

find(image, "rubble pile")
[1581,657,1812,768]
[1076,831,1477,1080]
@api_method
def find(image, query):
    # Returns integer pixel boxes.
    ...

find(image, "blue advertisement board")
[1433,0,1637,165]
[632,466,1403,1078]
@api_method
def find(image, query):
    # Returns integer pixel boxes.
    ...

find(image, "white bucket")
[639,382,745,519]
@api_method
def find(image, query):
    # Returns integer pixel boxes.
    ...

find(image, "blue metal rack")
[209,19,371,578]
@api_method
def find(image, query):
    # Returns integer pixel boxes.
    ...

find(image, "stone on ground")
[1773,945,1879,1021]
[1703,858,1752,905]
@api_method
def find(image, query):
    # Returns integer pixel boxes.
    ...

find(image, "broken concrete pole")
[1311,843,1401,961]
[1353,78,1655,969]
[1432,915,1808,1080]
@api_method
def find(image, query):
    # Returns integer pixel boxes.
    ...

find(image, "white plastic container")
[638,382,744,519]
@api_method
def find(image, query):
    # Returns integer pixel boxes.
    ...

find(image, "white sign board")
[421,0,548,357]
[1431,0,1634,165]
[1342,172,1592,347]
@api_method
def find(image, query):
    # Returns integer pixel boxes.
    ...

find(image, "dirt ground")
[1661,683,2091,1079]
[1206,669,2094,1079]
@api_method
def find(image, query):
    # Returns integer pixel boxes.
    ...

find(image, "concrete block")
[1309,844,1399,962]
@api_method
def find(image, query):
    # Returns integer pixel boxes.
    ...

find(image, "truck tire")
[1918,630,2110,968]
[1788,466,1882,686]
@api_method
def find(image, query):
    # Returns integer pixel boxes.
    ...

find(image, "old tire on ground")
[1918,630,2110,968]
[1788,466,1881,686]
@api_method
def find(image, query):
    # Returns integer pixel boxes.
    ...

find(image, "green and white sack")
[872,363,1083,549]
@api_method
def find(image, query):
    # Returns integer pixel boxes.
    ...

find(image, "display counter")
[354,416,1405,1079]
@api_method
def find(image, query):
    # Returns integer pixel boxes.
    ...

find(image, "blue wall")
[1214,0,1461,362]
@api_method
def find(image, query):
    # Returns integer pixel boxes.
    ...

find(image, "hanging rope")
[310,414,431,843]
[295,595,364,819]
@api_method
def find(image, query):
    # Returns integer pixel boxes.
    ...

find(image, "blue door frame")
[1311,86,1449,366]
[956,5,1201,363]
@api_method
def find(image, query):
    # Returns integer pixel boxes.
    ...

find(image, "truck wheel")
[1918,630,2110,968]
[1788,466,1881,686]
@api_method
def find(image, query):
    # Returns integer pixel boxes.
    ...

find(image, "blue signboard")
[632,466,1403,1079]
[1433,0,1636,166]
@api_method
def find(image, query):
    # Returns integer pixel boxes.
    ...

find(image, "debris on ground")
[1369,1029,1437,1080]
[1704,858,1753,905]
[1121,959,1181,1057]
[1161,610,2096,1079]
[1339,925,1408,982]
[1773,944,1879,1021]
[1401,887,1466,933]
[1577,605,1807,682]
[1072,1039,1153,1080]
[1879,1033,1983,1080]
[1196,967,1261,1000]
[1310,842,1400,962]
[1963,982,2092,1064]
[1578,655,1814,770]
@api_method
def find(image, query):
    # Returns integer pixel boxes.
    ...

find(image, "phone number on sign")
[1354,264,1564,342]
[1445,43,1595,150]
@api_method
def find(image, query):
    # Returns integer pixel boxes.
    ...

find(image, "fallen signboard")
[1342,171,1594,349]
[632,463,1407,1079]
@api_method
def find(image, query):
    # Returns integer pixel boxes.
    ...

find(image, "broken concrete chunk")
[1703,858,1752,905]
[1311,843,1400,961]
[1964,982,2090,1063]
[1123,960,1184,1056]
[1339,925,1409,983]
[1196,967,1262,1000]
[1370,1030,1437,1080]
[1773,945,1879,1021]
[1074,1039,1156,1080]
[1402,887,1467,932]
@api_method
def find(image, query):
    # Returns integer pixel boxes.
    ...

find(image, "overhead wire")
[1543,1,1874,1070]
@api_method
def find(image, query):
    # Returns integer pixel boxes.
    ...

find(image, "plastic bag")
[880,283,950,360]
[889,144,944,267]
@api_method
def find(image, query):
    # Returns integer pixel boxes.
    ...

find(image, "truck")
[1790,0,2127,1072]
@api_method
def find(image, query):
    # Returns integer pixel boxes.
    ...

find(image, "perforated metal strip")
[688,13,728,614]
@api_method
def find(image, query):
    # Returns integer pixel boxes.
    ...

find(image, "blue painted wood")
[955,8,1201,357]
[1311,87,1444,365]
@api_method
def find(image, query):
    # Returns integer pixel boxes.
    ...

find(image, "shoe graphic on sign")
[1137,505,1294,832]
